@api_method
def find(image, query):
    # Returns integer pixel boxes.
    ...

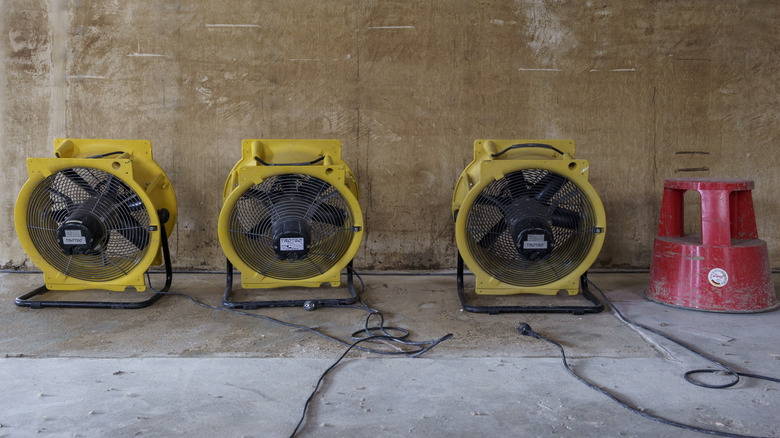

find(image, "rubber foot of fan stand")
[303,301,316,311]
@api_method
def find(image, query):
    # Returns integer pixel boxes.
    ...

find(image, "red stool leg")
[699,189,731,247]
[730,190,758,240]
[657,187,684,237]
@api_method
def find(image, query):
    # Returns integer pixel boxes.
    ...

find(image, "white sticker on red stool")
[708,268,728,287]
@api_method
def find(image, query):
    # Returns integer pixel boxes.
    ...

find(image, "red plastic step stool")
[646,178,778,312]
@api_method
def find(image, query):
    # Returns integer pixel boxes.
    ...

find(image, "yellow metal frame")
[452,139,606,296]
[14,139,177,292]
[218,139,364,289]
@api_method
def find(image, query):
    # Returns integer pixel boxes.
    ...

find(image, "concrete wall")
[2,0,778,271]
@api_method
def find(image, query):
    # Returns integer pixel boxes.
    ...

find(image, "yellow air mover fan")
[219,139,364,310]
[452,140,606,314]
[14,138,177,309]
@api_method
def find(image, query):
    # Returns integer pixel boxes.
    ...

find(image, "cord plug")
[517,322,541,339]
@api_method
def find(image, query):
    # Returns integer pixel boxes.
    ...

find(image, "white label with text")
[524,235,547,249]
[63,230,86,245]
[280,238,304,251]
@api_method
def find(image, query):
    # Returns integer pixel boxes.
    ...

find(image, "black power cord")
[517,280,779,438]
[145,268,452,437]
[586,280,780,390]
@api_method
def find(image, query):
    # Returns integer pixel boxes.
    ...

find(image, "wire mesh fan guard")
[465,168,598,287]
[227,174,357,280]
[25,167,152,282]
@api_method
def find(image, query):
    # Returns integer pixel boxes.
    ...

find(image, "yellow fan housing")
[14,138,177,292]
[218,139,364,289]
[452,140,606,296]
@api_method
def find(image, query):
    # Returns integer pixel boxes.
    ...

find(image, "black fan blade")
[90,175,127,215]
[46,187,76,212]
[310,203,347,227]
[551,207,581,230]
[243,187,279,219]
[60,169,99,196]
[244,187,265,199]
[477,218,507,250]
[270,175,310,201]
[247,217,272,240]
[102,175,121,199]
[240,189,273,239]
[534,173,566,204]
[49,209,70,223]
[117,192,146,212]
[114,214,150,250]
[473,195,512,208]
[505,171,528,200]
[100,191,147,226]
[245,187,271,204]
[296,176,328,201]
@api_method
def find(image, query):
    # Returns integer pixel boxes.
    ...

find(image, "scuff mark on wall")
[675,167,710,173]
[205,24,261,29]
[47,0,68,141]
[515,0,578,63]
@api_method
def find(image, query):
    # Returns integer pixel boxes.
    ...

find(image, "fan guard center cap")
[272,217,312,260]
[56,213,107,255]
[510,216,554,261]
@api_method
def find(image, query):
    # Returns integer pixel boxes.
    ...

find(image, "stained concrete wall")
[2,1,778,271]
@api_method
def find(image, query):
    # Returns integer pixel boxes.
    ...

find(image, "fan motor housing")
[511,216,554,261]
[272,216,312,260]
[452,139,606,296]
[56,216,108,255]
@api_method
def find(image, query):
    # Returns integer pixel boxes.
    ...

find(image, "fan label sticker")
[708,268,728,287]
[63,230,86,245]
[280,238,304,251]
[524,234,548,249]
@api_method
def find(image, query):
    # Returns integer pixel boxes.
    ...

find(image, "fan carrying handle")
[53,141,127,160]
[85,151,127,159]
[254,156,326,166]
[490,143,566,158]
[53,139,75,158]
[53,139,127,159]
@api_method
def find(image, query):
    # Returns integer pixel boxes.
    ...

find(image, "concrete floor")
[0,272,778,437]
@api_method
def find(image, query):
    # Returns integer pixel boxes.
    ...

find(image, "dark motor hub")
[272,217,312,260]
[511,216,554,261]
[56,213,107,255]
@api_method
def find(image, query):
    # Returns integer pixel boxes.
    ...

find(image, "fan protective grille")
[227,174,357,280]
[25,167,152,282]
[465,168,598,287]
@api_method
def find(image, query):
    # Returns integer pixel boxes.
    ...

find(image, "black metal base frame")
[222,259,359,310]
[14,210,173,310]
[457,253,604,315]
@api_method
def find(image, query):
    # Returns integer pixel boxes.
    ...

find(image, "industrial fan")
[14,138,177,308]
[218,139,364,310]
[452,140,606,314]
